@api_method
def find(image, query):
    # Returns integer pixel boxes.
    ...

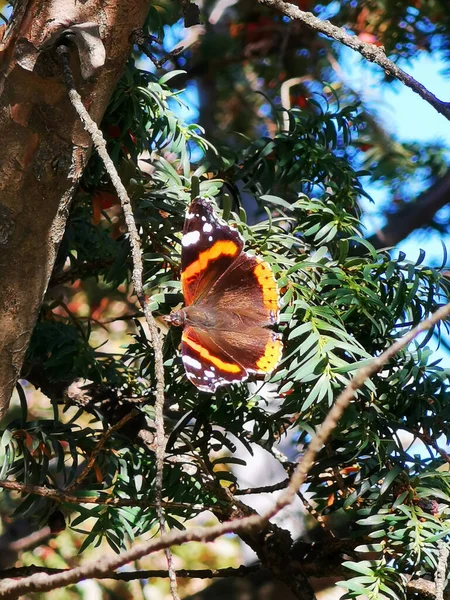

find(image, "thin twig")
[56,43,177,598]
[3,301,450,599]
[0,479,224,513]
[49,257,117,286]
[280,75,314,130]
[6,528,53,553]
[258,0,450,121]
[436,541,450,600]
[296,489,333,537]
[413,429,450,464]
[66,409,138,492]
[234,479,289,495]
[325,443,348,497]
[0,564,261,581]
[99,313,143,324]
[138,43,183,69]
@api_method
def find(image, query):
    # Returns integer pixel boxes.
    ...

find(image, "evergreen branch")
[258,0,450,122]
[3,301,450,599]
[0,479,224,513]
[191,432,315,599]
[65,409,138,492]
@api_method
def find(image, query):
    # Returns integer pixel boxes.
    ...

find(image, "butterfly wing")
[201,251,280,326]
[181,198,243,306]
[178,198,282,393]
[181,325,282,393]
[181,326,247,392]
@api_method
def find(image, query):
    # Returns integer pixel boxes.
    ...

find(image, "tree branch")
[196,427,315,599]
[0,525,53,571]
[56,43,179,600]
[2,300,450,599]
[0,479,223,513]
[367,171,450,249]
[412,429,450,464]
[234,479,289,495]
[2,559,449,599]
[0,564,261,581]
[257,0,450,121]
[436,542,450,600]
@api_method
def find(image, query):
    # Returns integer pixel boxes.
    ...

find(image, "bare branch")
[412,429,450,464]
[0,564,261,581]
[436,542,450,600]
[3,301,450,599]
[56,43,178,600]
[234,479,289,495]
[258,0,450,121]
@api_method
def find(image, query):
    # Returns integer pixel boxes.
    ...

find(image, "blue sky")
[343,49,450,365]
[379,54,450,143]
[378,56,450,265]
[342,48,450,234]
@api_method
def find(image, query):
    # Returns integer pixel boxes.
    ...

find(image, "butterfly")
[167,198,283,393]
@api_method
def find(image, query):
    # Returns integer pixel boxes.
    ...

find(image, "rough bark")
[0,0,149,419]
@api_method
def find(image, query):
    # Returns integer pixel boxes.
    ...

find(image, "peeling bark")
[0,0,150,419]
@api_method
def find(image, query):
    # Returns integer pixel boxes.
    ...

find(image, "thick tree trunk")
[0,1,149,419]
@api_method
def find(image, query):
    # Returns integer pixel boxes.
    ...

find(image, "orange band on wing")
[183,334,242,373]
[254,262,279,312]
[182,240,240,283]
[256,338,283,372]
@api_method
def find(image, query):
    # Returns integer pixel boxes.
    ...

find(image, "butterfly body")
[170,305,263,330]
[168,198,282,392]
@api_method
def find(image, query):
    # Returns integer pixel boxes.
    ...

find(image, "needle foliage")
[2,8,450,599]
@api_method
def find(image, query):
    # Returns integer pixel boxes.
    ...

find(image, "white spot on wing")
[182,230,201,247]
[183,355,202,369]
[204,370,215,379]
[208,236,213,242]
[203,223,213,233]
